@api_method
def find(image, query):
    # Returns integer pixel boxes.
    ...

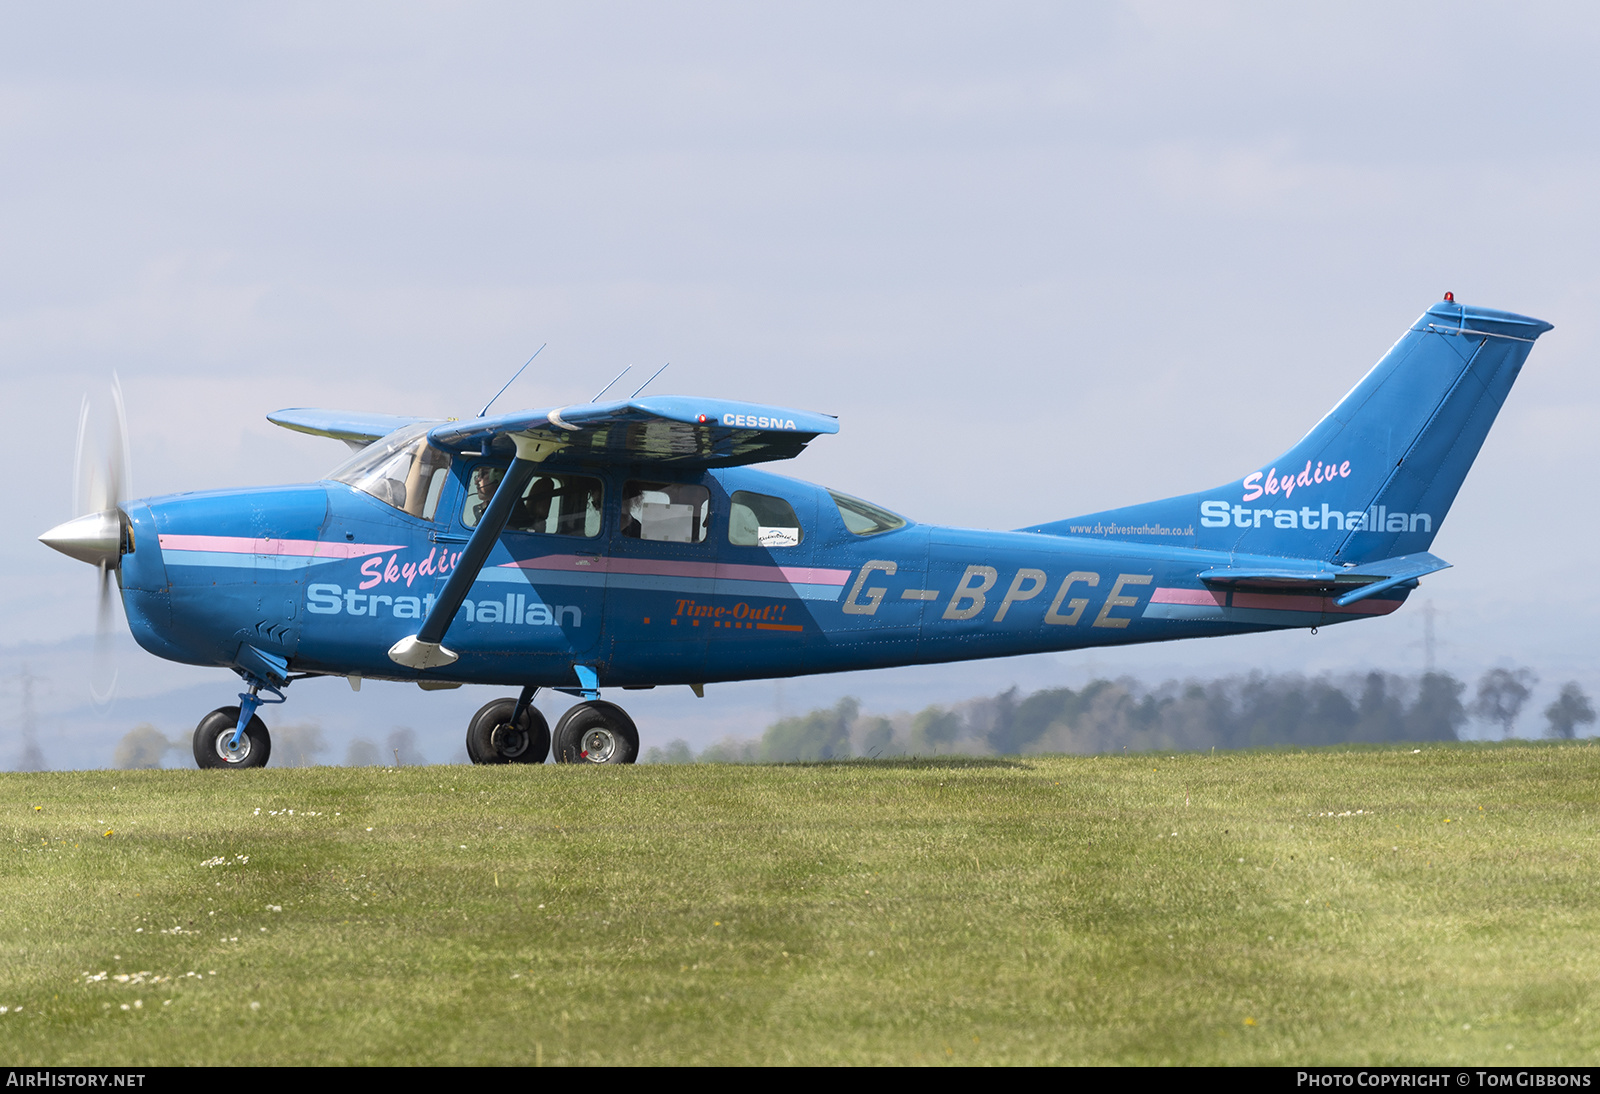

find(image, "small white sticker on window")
[757,526,800,548]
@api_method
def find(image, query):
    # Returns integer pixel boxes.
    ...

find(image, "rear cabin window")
[829,489,907,536]
[462,467,604,538]
[728,490,803,547]
[329,425,453,521]
[622,481,710,543]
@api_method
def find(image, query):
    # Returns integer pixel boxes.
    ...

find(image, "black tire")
[551,701,639,765]
[466,698,551,765]
[193,706,271,769]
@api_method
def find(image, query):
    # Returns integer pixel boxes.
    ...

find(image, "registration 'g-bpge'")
[39,297,1551,767]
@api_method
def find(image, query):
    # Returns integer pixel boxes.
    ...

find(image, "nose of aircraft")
[39,509,124,568]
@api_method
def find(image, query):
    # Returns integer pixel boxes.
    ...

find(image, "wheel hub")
[580,727,618,763]
[214,730,252,764]
[490,722,528,758]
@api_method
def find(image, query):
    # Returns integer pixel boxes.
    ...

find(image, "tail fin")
[1029,299,1552,563]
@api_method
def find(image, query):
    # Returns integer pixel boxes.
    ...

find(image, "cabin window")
[462,466,604,538]
[329,425,453,521]
[829,488,906,536]
[728,490,803,547]
[621,481,710,543]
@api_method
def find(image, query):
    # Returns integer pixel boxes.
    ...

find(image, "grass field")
[3,742,1599,1065]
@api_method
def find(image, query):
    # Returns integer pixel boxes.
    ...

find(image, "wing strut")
[387,434,566,669]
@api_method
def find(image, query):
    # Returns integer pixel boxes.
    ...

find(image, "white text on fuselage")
[1201,501,1431,532]
[843,561,1151,629]
[306,583,581,626]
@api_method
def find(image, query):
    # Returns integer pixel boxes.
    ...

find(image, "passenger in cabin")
[521,477,556,531]
[553,478,603,537]
[620,486,644,538]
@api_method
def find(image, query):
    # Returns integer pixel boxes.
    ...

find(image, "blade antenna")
[630,362,670,398]
[589,365,631,403]
[478,344,547,418]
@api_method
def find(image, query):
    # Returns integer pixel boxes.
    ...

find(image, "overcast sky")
[4,3,1597,757]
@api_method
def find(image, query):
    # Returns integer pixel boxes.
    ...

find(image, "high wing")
[427,395,838,468]
[268,409,443,452]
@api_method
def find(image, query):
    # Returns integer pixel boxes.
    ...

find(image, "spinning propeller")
[39,379,132,705]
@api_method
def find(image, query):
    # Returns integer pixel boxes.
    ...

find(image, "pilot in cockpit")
[469,465,504,526]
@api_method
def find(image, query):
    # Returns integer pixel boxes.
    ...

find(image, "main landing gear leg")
[466,685,551,764]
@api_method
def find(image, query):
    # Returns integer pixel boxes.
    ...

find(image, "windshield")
[329,425,453,520]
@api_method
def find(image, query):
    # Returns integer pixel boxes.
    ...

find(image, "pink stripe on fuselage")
[157,534,403,558]
[1151,587,1226,606]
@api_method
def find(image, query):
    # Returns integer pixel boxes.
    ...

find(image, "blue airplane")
[39,296,1551,768]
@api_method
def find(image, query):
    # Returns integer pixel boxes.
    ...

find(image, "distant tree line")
[110,723,428,769]
[646,669,1597,763]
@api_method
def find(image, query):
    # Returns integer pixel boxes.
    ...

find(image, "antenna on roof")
[589,365,632,403]
[478,344,547,418]
[630,362,670,398]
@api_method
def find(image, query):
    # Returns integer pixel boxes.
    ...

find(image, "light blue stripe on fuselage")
[164,551,343,571]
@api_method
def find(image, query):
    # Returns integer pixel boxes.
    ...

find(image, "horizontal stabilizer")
[1198,551,1450,602]
[1197,565,1342,585]
[1333,552,1451,605]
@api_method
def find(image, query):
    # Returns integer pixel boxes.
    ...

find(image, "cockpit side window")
[828,488,907,536]
[461,466,604,538]
[329,425,453,520]
[728,490,803,547]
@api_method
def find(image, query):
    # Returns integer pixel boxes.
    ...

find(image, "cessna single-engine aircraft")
[40,297,1550,768]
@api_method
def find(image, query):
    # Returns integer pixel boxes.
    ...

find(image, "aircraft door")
[707,476,820,678]
[601,473,723,683]
[448,461,607,666]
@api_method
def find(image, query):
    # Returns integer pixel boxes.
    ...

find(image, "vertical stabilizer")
[1028,299,1552,563]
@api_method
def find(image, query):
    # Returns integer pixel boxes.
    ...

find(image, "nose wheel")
[552,701,639,764]
[193,706,272,769]
[466,696,551,764]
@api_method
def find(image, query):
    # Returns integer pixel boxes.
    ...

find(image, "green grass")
[4,742,1599,1065]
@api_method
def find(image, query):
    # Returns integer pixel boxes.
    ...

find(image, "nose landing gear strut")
[193,678,286,770]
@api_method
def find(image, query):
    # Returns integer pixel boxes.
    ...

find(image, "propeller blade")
[90,560,119,709]
[73,395,92,517]
[108,374,130,510]
[60,379,133,709]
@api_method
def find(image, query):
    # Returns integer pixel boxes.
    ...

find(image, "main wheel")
[552,701,639,765]
[193,706,271,769]
[466,698,551,764]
